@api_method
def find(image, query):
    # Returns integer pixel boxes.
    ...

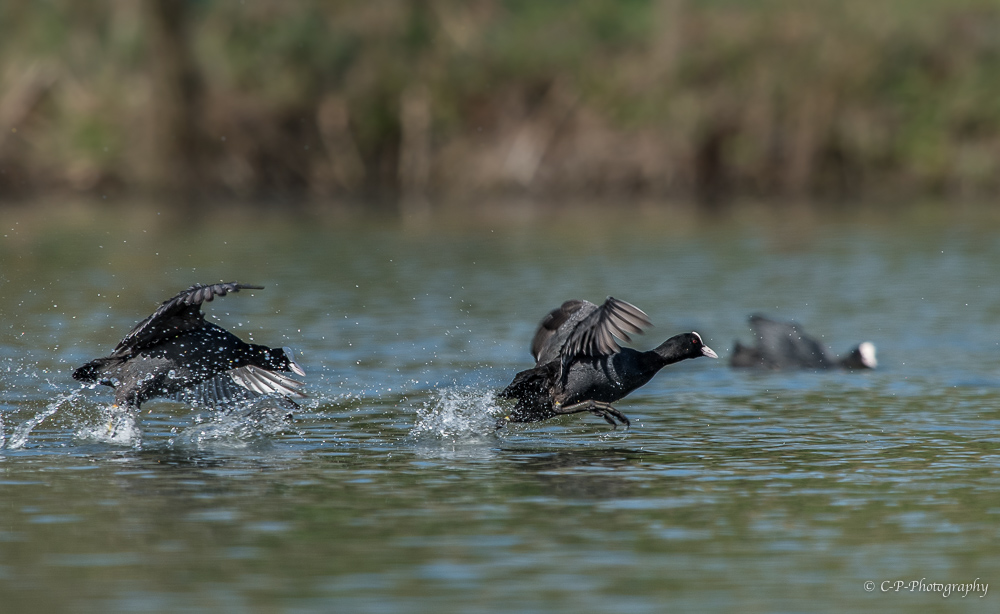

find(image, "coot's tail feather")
[72,358,117,383]
[499,362,556,400]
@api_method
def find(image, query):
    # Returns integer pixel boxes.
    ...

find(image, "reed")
[2,0,999,205]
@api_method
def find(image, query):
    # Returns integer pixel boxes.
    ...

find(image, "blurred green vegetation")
[2,0,1000,205]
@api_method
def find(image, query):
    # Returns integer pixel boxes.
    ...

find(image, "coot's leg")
[553,400,590,415]
[556,400,630,429]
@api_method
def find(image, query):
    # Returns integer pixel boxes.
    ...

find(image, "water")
[1,202,999,612]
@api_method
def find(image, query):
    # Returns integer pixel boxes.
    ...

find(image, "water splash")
[74,404,142,448]
[409,386,504,440]
[170,400,297,449]
[6,390,86,450]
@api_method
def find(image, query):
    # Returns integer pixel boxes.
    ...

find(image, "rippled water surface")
[2,203,1000,612]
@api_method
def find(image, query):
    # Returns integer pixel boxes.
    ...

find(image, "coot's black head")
[681,332,718,360]
[255,346,307,376]
[840,341,877,369]
[654,332,719,363]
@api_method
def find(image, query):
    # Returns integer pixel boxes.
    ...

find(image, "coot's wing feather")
[172,375,260,407]
[111,282,263,356]
[228,365,307,398]
[530,299,587,362]
[563,297,652,361]
[173,364,307,406]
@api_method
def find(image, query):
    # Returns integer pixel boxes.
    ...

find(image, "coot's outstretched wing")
[175,365,307,407]
[530,299,588,362]
[562,297,652,362]
[228,365,307,398]
[111,282,264,357]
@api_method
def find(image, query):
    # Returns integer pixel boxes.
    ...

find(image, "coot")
[729,314,877,370]
[73,282,306,409]
[498,297,718,427]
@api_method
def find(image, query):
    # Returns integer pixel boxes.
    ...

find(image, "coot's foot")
[556,400,631,429]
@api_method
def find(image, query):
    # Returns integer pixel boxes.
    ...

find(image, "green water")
[1,202,998,612]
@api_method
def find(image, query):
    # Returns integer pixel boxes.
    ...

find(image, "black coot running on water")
[729,314,877,370]
[498,297,718,428]
[73,282,307,410]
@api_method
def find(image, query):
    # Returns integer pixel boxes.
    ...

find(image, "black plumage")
[499,297,718,427]
[73,282,306,409]
[729,314,877,370]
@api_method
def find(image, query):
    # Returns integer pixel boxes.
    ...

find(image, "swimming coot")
[498,297,718,428]
[73,282,306,409]
[729,314,877,370]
